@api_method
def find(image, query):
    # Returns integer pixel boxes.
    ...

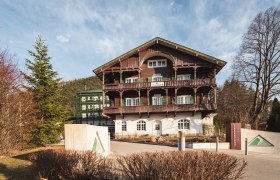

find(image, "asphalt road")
[110,141,280,180]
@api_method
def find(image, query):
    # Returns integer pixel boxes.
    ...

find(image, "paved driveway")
[110,141,280,180]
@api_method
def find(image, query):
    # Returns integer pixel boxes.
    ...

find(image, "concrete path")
[110,141,280,180]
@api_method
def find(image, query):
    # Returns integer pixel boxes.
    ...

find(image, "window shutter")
[190,96,194,104]
[140,98,144,105]
[122,99,125,107]
[172,97,176,104]
[162,96,166,105]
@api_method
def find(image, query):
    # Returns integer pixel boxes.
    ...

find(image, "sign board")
[151,82,164,87]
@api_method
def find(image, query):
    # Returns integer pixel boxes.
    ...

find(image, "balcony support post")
[194,67,197,86]
[194,88,197,105]
[102,72,105,114]
[120,91,123,107]
[214,87,217,104]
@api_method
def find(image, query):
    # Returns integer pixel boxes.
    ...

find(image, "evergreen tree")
[267,98,280,132]
[25,36,66,144]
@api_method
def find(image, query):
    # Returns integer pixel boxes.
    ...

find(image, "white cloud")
[56,35,70,43]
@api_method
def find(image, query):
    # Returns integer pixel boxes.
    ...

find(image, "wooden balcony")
[104,78,215,91]
[103,103,216,115]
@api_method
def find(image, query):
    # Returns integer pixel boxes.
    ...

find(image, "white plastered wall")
[115,112,206,136]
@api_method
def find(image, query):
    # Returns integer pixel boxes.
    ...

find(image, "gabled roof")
[93,37,227,78]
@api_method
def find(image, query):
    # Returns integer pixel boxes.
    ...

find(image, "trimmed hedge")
[30,150,247,180]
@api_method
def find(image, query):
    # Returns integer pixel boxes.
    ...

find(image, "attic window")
[148,59,166,68]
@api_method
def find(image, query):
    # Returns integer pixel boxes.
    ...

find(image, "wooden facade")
[93,37,226,118]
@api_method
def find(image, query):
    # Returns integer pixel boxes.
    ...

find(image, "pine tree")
[267,98,280,132]
[25,36,66,144]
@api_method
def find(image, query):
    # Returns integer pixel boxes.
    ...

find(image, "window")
[148,59,167,68]
[125,77,138,83]
[177,95,192,104]
[126,98,139,106]
[178,119,190,130]
[177,74,191,81]
[88,113,93,117]
[152,74,163,82]
[94,112,99,117]
[155,124,160,130]
[88,96,92,101]
[81,97,86,102]
[93,96,99,101]
[88,104,93,109]
[122,121,127,131]
[137,120,146,131]
[152,95,163,105]
[94,104,100,110]
[82,113,86,119]
[82,105,86,110]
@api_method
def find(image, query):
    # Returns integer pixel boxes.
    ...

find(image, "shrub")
[117,151,247,180]
[29,149,114,180]
[30,150,247,180]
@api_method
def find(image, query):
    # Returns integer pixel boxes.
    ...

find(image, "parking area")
[110,141,280,180]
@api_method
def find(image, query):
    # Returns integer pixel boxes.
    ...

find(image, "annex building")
[93,37,226,136]
[75,89,114,131]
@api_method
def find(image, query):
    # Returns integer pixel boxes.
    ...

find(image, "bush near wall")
[30,150,247,180]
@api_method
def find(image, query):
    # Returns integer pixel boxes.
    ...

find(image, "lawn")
[0,146,64,180]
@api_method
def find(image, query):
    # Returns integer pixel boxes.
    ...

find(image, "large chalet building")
[93,37,226,137]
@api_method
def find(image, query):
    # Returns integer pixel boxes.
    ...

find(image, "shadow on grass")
[0,162,35,180]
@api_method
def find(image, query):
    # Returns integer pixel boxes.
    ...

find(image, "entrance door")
[154,122,162,136]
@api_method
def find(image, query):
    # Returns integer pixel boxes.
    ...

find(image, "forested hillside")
[60,76,102,119]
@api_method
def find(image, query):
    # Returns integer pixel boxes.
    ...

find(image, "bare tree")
[0,50,38,155]
[217,78,253,129]
[233,7,280,129]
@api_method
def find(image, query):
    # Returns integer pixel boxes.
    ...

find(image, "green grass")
[0,146,63,180]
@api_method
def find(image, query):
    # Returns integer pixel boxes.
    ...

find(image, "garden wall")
[64,124,110,156]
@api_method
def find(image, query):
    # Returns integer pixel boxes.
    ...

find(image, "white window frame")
[88,112,93,117]
[82,105,86,110]
[177,74,191,81]
[88,104,93,109]
[125,77,138,83]
[126,98,139,106]
[93,96,99,101]
[152,74,163,82]
[177,95,192,104]
[137,120,146,131]
[148,59,167,68]
[81,97,86,102]
[178,119,190,130]
[82,113,87,119]
[94,112,99,117]
[122,121,127,131]
[94,104,100,110]
[152,96,163,105]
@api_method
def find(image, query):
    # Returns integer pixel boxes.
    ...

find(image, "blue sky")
[0,0,279,85]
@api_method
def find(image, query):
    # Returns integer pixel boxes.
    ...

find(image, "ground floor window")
[178,119,190,130]
[122,121,127,131]
[137,120,146,131]
[155,124,160,130]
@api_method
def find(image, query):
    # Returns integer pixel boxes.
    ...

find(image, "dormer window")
[148,59,167,68]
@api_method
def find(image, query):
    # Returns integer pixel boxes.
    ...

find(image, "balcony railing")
[104,78,215,91]
[103,103,216,114]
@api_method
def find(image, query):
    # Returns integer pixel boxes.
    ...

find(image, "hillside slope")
[60,76,102,119]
